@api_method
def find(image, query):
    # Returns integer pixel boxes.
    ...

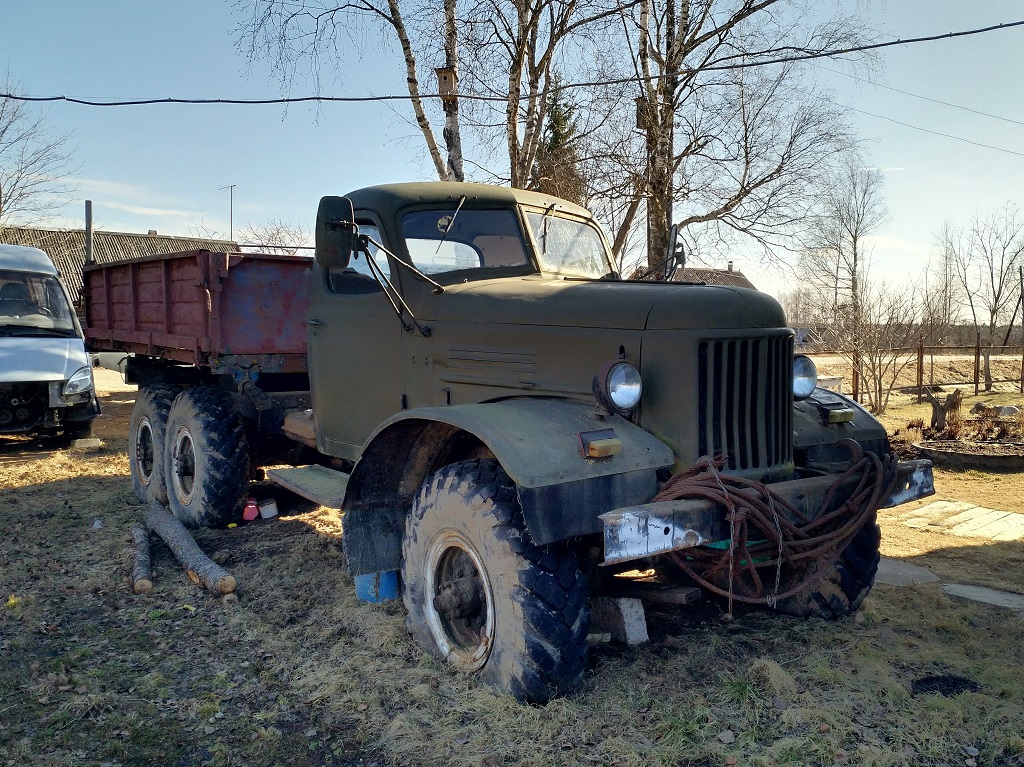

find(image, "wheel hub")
[171,428,197,503]
[135,416,154,485]
[425,531,495,670]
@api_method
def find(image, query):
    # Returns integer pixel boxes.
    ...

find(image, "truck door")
[306,221,405,461]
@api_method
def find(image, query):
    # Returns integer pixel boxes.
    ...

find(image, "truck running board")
[265,465,349,509]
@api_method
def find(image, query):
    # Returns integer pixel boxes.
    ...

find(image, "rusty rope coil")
[653,443,900,616]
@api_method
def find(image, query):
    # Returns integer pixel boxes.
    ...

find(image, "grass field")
[1,372,1022,767]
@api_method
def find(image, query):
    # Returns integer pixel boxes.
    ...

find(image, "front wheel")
[401,460,590,703]
[776,516,881,619]
[164,387,249,529]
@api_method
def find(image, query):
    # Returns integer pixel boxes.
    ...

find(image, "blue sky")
[3,1,1023,298]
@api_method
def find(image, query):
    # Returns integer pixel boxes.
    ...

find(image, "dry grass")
[2,375,1024,766]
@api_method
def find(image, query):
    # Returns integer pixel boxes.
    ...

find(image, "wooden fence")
[806,332,1024,404]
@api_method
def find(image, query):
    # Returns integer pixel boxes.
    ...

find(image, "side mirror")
[315,196,358,269]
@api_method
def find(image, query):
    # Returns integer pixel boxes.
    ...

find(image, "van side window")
[327,223,389,294]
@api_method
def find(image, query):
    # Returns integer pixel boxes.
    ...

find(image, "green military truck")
[84,182,933,702]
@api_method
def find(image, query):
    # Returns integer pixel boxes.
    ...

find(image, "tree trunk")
[441,0,464,182]
[130,524,153,594]
[144,502,236,594]
[923,388,963,431]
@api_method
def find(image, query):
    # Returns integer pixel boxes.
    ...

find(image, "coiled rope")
[653,441,900,617]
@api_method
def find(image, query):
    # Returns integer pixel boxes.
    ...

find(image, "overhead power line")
[843,106,1024,157]
[817,65,1024,127]
[2,19,1023,107]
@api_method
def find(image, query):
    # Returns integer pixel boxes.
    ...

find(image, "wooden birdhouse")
[436,66,458,103]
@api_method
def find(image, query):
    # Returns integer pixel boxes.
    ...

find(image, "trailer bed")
[83,249,311,375]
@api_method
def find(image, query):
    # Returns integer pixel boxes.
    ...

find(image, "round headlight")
[593,360,642,414]
[793,355,818,400]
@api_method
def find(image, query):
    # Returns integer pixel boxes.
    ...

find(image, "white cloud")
[101,201,199,219]
[72,177,152,198]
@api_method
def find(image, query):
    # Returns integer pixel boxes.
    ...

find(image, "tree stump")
[924,388,963,431]
[143,502,236,594]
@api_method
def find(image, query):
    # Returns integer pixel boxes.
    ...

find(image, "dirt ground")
[2,368,1023,767]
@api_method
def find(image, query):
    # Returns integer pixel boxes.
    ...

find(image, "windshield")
[0,270,79,337]
[525,212,612,279]
[402,208,530,276]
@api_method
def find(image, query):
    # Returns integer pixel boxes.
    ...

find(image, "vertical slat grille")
[698,335,793,473]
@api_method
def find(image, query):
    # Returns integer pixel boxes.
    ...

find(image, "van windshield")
[0,270,79,337]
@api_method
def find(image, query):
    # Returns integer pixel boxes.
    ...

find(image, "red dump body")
[83,249,311,374]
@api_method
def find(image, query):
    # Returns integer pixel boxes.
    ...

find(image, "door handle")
[306,318,324,326]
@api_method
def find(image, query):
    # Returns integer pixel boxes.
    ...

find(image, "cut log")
[143,502,237,594]
[130,524,153,594]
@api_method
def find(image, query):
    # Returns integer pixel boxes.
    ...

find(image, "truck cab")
[0,243,97,442]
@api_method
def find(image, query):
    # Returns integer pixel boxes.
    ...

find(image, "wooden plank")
[948,509,1014,536]
[605,581,703,605]
[933,506,991,528]
[967,511,1024,541]
[266,465,349,509]
[991,515,1024,541]
[894,500,975,521]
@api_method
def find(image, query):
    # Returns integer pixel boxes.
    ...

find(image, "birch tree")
[237,0,626,186]
[615,0,866,270]
[0,76,75,225]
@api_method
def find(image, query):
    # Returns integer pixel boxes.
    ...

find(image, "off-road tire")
[776,517,881,619]
[129,386,177,505]
[164,387,249,529]
[402,460,590,703]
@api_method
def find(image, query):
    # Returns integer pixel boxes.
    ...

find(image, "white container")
[258,498,279,519]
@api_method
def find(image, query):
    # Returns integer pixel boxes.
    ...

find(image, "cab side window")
[327,223,389,294]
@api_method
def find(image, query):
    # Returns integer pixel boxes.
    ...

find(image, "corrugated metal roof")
[0,227,238,304]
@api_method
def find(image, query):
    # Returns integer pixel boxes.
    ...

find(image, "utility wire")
[2,19,1023,107]
[816,65,1024,127]
[843,105,1024,157]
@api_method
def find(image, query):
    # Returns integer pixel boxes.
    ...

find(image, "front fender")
[376,397,673,488]
[342,397,673,575]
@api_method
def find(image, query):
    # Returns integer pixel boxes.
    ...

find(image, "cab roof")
[342,182,595,221]
[0,243,58,276]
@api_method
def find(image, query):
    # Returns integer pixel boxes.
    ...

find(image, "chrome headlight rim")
[793,354,818,400]
[63,365,95,397]
[593,360,642,415]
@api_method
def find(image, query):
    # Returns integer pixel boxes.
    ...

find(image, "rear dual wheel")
[129,386,177,505]
[164,387,250,529]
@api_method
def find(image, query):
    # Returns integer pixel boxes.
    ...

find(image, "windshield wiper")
[539,203,556,255]
[353,235,445,337]
[435,195,467,254]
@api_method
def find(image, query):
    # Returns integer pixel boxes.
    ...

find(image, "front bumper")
[599,459,934,565]
[0,380,99,435]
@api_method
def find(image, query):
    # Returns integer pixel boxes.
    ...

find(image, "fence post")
[917,338,924,404]
[852,353,859,403]
[974,331,981,396]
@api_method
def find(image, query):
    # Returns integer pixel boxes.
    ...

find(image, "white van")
[0,243,97,442]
